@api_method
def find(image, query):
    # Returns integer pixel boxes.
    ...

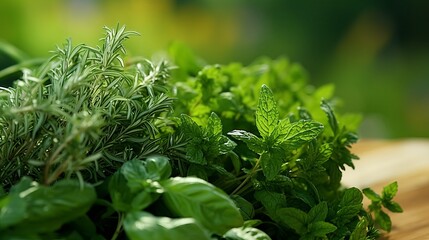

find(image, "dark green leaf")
[307,202,328,223]
[256,85,279,138]
[321,100,339,135]
[231,195,255,220]
[254,190,286,223]
[219,135,237,154]
[124,211,211,240]
[362,188,381,202]
[340,188,363,207]
[0,194,28,229]
[277,207,307,235]
[307,221,337,237]
[382,181,398,201]
[224,227,272,240]
[228,130,264,154]
[260,148,283,180]
[162,177,243,235]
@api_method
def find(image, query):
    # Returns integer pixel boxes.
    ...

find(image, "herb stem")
[111,212,124,240]
[230,158,260,196]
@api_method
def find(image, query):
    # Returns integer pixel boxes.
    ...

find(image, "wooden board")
[342,139,429,239]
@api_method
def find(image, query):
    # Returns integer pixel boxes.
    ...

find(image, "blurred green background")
[1,0,428,138]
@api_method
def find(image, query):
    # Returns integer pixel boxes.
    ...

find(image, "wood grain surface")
[342,139,429,240]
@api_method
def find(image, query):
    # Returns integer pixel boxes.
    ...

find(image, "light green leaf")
[144,155,172,181]
[124,211,211,240]
[207,112,222,137]
[277,207,307,235]
[276,120,324,148]
[307,202,328,223]
[256,85,279,138]
[350,217,368,240]
[162,177,243,235]
[362,188,381,202]
[224,227,272,240]
[228,130,264,154]
[382,181,398,201]
[375,210,392,232]
[307,221,337,237]
[260,148,283,180]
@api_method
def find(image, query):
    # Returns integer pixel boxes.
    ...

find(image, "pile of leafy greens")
[0,26,401,240]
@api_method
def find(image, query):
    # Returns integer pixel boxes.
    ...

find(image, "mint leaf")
[228,130,264,154]
[321,100,339,135]
[276,120,324,148]
[350,217,369,240]
[256,84,279,138]
[207,112,222,137]
[260,148,283,180]
[362,188,382,202]
[383,201,403,213]
[307,201,328,223]
[277,207,307,235]
[382,181,398,201]
[375,210,392,232]
[254,190,286,223]
[307,221,337,237]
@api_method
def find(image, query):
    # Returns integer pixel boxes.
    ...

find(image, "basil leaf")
[162,177,243,235]
[124,211,211,240]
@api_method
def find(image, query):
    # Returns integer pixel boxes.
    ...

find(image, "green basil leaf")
[162,177,243,235]
[256,84,279,138]
[144,155,172,181]
[12,180,96,233]
[124,211,211,240]
[0,194,28,229]
[224,227,272,240]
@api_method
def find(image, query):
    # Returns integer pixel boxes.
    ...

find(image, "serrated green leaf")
[260,148,283,180]
[219,135,237,154]
[375,210,392,232]
[383,201,403,213]
[307,201,328,223]
[276,120,324,148]
[124,211,211,240]
[321,100,339,135]
[207,112,222,137]
[162,177,243,235]
[340,188,363,207]
[362,188,381,202]
[224,227,272,240]
[382,181,398,201]
[228,130,264,154]
[254,190,286,223]
[307,221,337,237]
[350,217,369,240]
[256,85,279,138]
[277,207,307,235]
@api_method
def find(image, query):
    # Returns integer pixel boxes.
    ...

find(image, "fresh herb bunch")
[0,26,401,239]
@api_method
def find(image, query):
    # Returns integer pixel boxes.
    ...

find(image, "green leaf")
[162,177,243,235]
[256,84,279,138]
[260,148,283,180]
[340,188,363,207]
[362,188,382,202]
[375,210,392,232]
[307,221,337,237]
[144,155,172,181]
[224,227,272,240]
[207,112,222,137]
[231,195,255,220]
[321,100,339,135]
[277,207,307,235]
[0,193,28,229]
[382,181,398,201]
[124,211,211,240]
[383,201,403,213]
[8,180,96,233]
[254,190,286,223]
[276,120,324,148]
[350,217,369,240]
[307,202,328,223]
[228,130,264,154]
